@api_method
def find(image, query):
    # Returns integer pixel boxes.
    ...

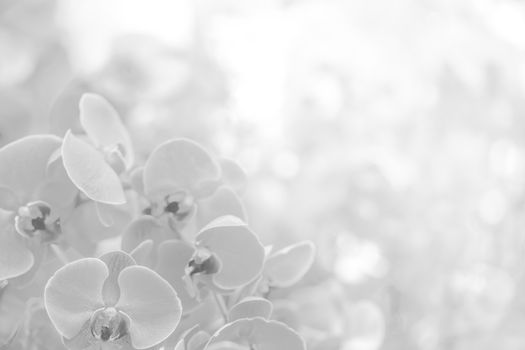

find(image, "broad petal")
[0,135,61,202]
[0,280,26,346]
[173,324,200,350]
[156,240,199,313]
[130,240,154,267]
[79,93,134,168]
[228,297,273,322]
[143,139,221,198]
[0,225,34,281]
[99,251,136,306]
[62,131,126,205]
[218,158,247,194]
[205,318,305,350]
[63,320,134,350]
[38,155,78,214]
[130,167,145,196]
[116,266,182,349]
[186,330,210,350]
[196,216,264,290]
[264,241,315,288]
[62,322,95,350]
[7,240,47,288]
[49,80,89,137]
[196,187,247,229]
[44,258,108,339]
[63,201,131,248]
[95,202,115,227]
[0,186,19,211]
[121,216,169,253]
[61,220,97,257]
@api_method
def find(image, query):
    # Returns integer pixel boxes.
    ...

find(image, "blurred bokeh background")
[3,0,525,349]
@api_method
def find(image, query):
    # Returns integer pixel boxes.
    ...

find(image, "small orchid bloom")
[155,239,201,313]
[186,216,265,290]
[136,139,246,234]
[44,251,182,350]
[58,94,135,251]
[261,241,316,289]
[237,241,315,302]
[204,318,306,350]
[61,93,134,206]
[120,216,203,313]
[0,135,77,282]
[152,216,265,314]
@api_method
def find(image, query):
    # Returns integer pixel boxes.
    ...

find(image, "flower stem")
[50,244,69,265]
[212,290,228,322]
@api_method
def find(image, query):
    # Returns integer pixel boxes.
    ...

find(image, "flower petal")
[196,216,265,290]
[61,130,126,205]
[156,240,199,313]
[62,201,131,250]
[143,139,221,198]
[173,324,200,350]
[99,251,136,306]
[0,135,61,202]
[129,166,145,196]
[195,216,264,289]
[264,241,315,288]
[49,80,88,137]
[79,93,134,168]
[130,240,154,267]
[219,158,247,194]
[116,265,182,349]
[62,321,95,350]
[186,330,210,350]
[205,318,305,350]
[0,279,28,345]
[228,297,273,322]
[44,258,108,339]
[0,224,34,281]
[121,216,169,253]
[0,186,19,211]
[7,240,47,288]
[205,341,247,350]
[196,187,247,229]
[38,155,78,214]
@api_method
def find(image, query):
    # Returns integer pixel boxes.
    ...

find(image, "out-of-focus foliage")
[2,0,525,349]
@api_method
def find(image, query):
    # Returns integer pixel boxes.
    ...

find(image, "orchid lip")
[90,307,129,343]
[14,200,61,242]
[144,192,195,219]
[186,249,220,277]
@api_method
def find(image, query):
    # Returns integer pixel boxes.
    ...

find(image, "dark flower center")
[165,201,180,215]
[31,216,47,231]
[186,249,220,276]
[143,192,194,221]
[14,201,61,243]
[90,307,128,343]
